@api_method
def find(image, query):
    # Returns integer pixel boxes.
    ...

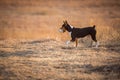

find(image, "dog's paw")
[66,41,70,45]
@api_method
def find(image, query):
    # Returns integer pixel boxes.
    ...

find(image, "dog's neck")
[65,24,74,32]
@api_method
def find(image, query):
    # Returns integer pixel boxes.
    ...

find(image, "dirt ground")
[0,0,120,80]
[0,39,120,80]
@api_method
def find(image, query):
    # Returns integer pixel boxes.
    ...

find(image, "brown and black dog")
[59,20,99,48]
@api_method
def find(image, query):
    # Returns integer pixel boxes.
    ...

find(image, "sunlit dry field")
[0,39,120,80]
[0,0,120,80]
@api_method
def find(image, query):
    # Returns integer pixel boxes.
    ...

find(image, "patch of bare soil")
[0,39,120,80]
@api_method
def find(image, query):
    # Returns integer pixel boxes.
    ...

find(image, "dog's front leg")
[66,39,73,46]
[66,38,77,47]
[66,40,71,45]
[75,38,78,47]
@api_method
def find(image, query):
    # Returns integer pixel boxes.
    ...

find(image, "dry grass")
[0,39,120,80]
[0,0,120,80]
[0,0,120,42]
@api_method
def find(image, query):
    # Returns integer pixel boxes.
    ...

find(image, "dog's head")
[59,20,69,33]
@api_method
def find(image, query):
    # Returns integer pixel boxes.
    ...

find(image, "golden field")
[0,0,120,42]
[0,0,120,80]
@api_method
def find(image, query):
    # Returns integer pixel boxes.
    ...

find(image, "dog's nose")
[59,29,63,33]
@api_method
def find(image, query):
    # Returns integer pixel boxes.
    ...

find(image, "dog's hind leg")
[90,33,99,48]
[96,41,99,48]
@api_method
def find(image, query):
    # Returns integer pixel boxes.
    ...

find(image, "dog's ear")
[63,20,65,23]
[64,20,68,25]
[65,20,68,24]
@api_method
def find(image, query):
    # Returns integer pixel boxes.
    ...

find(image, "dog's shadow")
[61,46,86,50]
[61,46,75,50]
[61,46,101,51]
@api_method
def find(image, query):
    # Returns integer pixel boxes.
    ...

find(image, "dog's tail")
[93,25,96,28]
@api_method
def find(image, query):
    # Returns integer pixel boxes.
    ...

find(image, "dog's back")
[71,25,96,38]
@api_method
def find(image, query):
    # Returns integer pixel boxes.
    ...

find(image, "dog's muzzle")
[59,29,64,33]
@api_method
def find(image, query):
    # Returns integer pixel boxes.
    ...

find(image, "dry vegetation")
[0,39,120,80]
[0,0,120,80]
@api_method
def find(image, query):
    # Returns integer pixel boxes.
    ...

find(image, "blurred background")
[0,0,120,44]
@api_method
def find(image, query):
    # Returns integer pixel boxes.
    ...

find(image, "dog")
[59,20,99,48]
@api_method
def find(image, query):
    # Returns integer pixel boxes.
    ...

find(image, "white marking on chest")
[68,25,73,36]
[70,25,74,29]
